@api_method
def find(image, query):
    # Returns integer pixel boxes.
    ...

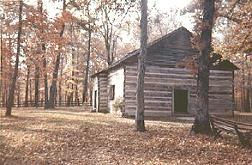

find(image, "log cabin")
[91,27,238,117]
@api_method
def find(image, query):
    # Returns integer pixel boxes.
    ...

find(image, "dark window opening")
[109,85,115,100]
[174,89,188,114]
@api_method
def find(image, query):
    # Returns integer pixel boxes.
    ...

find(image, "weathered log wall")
[97,73,108,112]
[124,64,233,117]
[145,27,198,67]
[92,27,234,116]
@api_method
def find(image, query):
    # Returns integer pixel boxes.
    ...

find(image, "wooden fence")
[210,115,252,147]
[0,101,91,108]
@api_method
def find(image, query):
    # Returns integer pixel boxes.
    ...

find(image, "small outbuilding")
[91,27,238,117]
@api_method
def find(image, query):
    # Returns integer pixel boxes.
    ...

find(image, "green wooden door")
[174,89,188,114]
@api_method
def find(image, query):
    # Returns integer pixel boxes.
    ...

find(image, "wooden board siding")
[124,64,233,117]
[153,27,193,50]
[209,70,233,113]
[91,27,235,117]
[146,48,197,67]
[145,28,198,67]
[97,73,108,112]
[107,67,124,112]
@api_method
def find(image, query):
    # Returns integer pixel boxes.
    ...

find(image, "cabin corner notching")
[91,27,238,117]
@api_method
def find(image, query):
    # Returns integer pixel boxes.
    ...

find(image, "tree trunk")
[75,45,79,106]
[24,66,30,107]
[102,7,113,66]
[54,86,58,106]
[29,79,32,106]
[245,61,251,112]
[6,0,23,116]
[43,53,49,108]
[34,66,40,108]
[232,70,235,117]
[89,86,92,106]
[192,0,214,134]
[64,90,67,106]
[241,66,245,112]
[47,0,66,109]
[105,28,111,65]
[70,49,74,106]
[249,65,252,112]
[82,29,91,103]
[109,26,114,64]
[135,0,147,132]
[75,85,79,106]
[17,83,20,107]
[0,16,3,107]
[58,57,63,106]
[47,53,61,109]
[2,83,6,107]
[38,1,49,109]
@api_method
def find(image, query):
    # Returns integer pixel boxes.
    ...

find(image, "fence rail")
[210,115,252,147]
[0,101,92,108]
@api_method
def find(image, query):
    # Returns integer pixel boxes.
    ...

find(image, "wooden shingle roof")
[92,26,194,77]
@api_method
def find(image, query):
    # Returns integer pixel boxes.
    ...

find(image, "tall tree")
[34,65,40,108]
[43,47,49,108]
[38,0,49,109]
[98,0,136,65]
[24,65,30,107]
[47,0,66,109]
[82,4,92,103]
[0,13,3,107]
[148,7,182,41]
[192,0,215,134]
[58,56,64,106]
[5,0,23,116]
[68,0,95,104]
[215,0,252,112]
[135,0,147,132]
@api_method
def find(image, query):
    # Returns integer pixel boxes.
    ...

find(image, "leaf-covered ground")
[0,108,252,165]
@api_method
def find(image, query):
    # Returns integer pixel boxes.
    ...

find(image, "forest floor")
[0,107,252,165]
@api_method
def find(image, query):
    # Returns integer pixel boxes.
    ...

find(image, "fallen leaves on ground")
[0,108,251,165]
